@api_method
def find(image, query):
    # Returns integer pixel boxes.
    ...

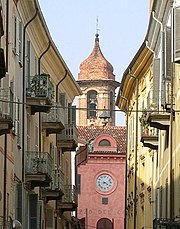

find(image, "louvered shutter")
[68,102,72,124]
[165,26,171,80]
[152,58,160,108]
[161,31,166,107]
[17,183,22,224]
[76,174,81,194]
[174,6,180,63]
[29,194,38,229]
[72,105,76,125]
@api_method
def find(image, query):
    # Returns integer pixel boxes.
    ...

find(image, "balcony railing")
[62,185,77,203]
[153,218,180,228]
[42,167,65,201]
[57,124,78,151]
[0,88,13,135]
[26,74,54,114]
[25,151,53,188]
[48,167,64,191]
[57,185,78,212]
[42,105,65,135]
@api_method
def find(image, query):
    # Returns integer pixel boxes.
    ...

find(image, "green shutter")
[165,26,171,80]
[29,194,38,229]
[17,183,22,224]
[152,58,160,108]
[174,6,180,63]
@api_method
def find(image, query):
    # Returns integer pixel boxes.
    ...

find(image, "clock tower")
[76,34,126,229]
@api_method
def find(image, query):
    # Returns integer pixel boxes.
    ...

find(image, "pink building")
[77,127,126,229]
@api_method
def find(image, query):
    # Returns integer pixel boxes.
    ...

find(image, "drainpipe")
[169,2,174,220]
[56,70,68,102]
[55,70,68,229]
[119,95,129,229]
[22,8,38,182]
[3,1,9,228]
[128,70,138,229]
[38,41,51,152]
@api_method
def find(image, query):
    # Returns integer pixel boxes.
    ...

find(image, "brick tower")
[76,34,126,229]
[77,33,120,126]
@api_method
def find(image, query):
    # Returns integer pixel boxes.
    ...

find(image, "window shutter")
[59,93,66,107]
[46,208,53,228]
[17,183,22,224]
[76,174,81,194]
[72,105,76,125]
[165,26,171,80]
[174,6,180,63]
[29,194,38,229]
[18,19,22,63]
[68,102,72,124]
[152,58,160,108]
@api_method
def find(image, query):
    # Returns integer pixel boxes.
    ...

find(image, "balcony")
[153,218,180,228]
[141,135,158,150]
[76,145,88,166]
[42,167,64,202]
[26,74,54,114]
[42,105,65,136]
[25,151,53,189]
[147,112,174,130]
[0,88,13,135]
[57,185,78,213]
[57,124,78,151]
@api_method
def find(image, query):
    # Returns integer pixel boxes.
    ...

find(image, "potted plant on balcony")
[139,108,150,135]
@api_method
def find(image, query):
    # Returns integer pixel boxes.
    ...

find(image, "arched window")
[87,90,97,118]
[98,139,111,147]
[97,218,113,229]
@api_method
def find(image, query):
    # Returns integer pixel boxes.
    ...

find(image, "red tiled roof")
[78,126,127,154]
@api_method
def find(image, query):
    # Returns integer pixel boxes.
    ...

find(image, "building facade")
[116,0,180,228]
[0,0,81,228]
[76,34,126,229]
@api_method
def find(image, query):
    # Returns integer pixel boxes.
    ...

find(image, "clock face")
[96,174,113,192]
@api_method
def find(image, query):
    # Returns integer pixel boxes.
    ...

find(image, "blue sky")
[38,0,149,125]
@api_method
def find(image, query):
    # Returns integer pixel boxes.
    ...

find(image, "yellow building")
[0,0,81,228]
[116,0,180,228]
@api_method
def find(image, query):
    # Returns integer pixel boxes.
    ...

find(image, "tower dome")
[78,34,115,81]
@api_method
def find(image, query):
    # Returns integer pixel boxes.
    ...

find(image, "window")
[87,90,97,118]
[102,197,108,205]
[99,139,111,147]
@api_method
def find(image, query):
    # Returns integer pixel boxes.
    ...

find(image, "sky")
[38,0,149,125]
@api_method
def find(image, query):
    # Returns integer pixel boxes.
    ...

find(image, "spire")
[95,17,99,42]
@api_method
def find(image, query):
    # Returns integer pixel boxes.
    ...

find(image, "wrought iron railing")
[57,124,78,142]
[62,185,77,203]
[153,218,180,228]
[42,104,65,126]
[25,151,53,178]
[26,74,54,100]
[46,167,64,191]
[0,88,13,118]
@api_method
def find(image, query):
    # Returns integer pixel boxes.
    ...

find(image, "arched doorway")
[97,218,113,229]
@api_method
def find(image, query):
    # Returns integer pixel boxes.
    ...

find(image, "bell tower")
[77,33,120,126]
